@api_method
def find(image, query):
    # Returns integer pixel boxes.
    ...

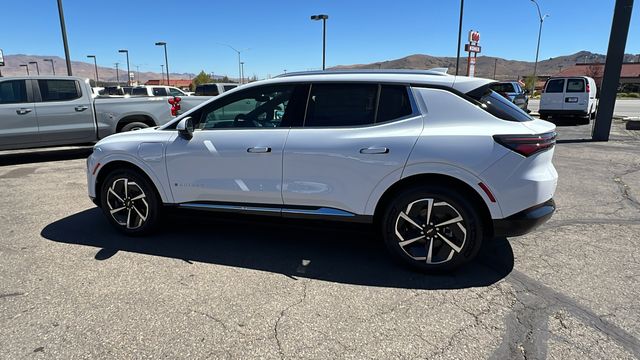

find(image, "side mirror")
[176,116,194,139]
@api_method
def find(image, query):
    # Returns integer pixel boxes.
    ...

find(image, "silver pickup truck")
[0,76,209,150]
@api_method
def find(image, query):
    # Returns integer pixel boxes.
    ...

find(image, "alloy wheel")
[394,198,467,264]
[106,178,149,229]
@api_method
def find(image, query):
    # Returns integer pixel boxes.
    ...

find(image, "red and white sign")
[468,30,480,43]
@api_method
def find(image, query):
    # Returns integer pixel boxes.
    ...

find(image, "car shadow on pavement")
[0,147,93,166]
[41,208,514,290]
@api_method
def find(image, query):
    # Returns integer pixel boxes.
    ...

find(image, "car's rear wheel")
[99,169,160,235]
[381,185,484,272]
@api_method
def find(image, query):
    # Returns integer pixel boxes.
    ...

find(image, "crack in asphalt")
[489,270,640,359]
[0,292,25,299]
[274,281,308,359]
[191,309,229,332]
[613,166,640,211]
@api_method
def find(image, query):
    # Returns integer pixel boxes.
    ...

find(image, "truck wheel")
[381,185,484,272]
[100,168,161,236]
[121,122,149,132]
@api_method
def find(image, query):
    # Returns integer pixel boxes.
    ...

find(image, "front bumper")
[493,199,555,237]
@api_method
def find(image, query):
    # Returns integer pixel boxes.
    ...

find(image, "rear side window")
[467,86,532,122]
[566,79,585,93]
[197,85,219,96]
[223,85,237,92]
[153,87,168,96]
[490,83,515,93]
[38,80,81,102]
[377,85,413,123]
[0,80,28,104]
[305,83,377,127]
[545,79,565,93]
[168,88,184,96]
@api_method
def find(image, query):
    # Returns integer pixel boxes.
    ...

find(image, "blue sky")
[2,0,639,78]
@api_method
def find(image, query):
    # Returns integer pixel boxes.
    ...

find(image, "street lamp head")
[155,42,166,46]
[310,14,329,20]
[118,49,128,53]
[28,61,37,64]
[86,55,96,58]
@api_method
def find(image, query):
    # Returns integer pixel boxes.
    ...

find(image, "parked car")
[0,76,210,150]
[194,83,238,96]
[130,85,191,97]
[539,76,597,124]
[87,70,557,272]
[490,81,529,111]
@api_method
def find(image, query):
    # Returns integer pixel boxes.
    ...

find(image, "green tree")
[221,75,230,83]
[191,70,212,91]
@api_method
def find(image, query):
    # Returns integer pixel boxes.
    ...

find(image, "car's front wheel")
[381,185,484,272]
[99,169,160,235]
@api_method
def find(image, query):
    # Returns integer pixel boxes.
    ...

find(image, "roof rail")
[276,68,452,78]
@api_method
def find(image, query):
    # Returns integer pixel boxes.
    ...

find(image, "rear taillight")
[586,83,590,93]
[493,131,556,157]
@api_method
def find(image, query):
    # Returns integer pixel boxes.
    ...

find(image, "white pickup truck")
[0,76,209,150]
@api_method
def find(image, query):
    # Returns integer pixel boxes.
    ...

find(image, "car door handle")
[247,146,271,153]
[16,108,32,115]
[75,105,89,112]
[360,147,389,154]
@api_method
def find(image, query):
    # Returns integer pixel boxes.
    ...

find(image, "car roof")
[240,70,493,94]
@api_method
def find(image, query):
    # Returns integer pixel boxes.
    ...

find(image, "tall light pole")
[135,65,140,84]
[86,55,98,85]
[155,41,170,86]
[530,0,549,94]
[20,64,29,75]
[56,0,72,75]
[28,61,40,75]
[44,59,55,75]
[114,62,120,85]
[218,43,248,85]
[240,62,245,84]
[310,14,329,70]
[455,0,464,76]
[160,64,164,85]
[118,49,130,86]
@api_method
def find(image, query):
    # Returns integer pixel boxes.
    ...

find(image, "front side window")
[38,80,81,102]
[305,83,377,127]
[196,84,301,129]
[153,87,168,96]
[566,79,585,93]
[545,79,565,93]
[0,80,28,104]
[168,88,184,96]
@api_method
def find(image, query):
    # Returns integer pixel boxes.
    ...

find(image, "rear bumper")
[493,198,555,237]
[539,109,588,116]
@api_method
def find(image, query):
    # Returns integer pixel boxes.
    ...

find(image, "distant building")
[145,79,192,90]
[552,62,640,92]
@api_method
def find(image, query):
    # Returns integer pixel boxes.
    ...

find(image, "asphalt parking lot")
[1,119,639,359]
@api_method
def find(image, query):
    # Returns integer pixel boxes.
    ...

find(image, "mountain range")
[2,51,639,82]
[0,54,195,83]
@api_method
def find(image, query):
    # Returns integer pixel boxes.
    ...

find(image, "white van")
[539,76,597,124]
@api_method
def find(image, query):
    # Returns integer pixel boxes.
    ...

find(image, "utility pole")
[87,55,98,85]
[160,64,164,85]
[118,49,130,86]
[530,0,549,94]
[240,62,245,84]
[57,0,72,75]
[44,59,55,75]
[20,64,30,75]
[114,63,119,85]
[455,0,464,76]
[310,14,329,70]
[493,58,498,79]
[28,61,40,75]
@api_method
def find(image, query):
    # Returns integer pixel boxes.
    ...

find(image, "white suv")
[86,70,558,272]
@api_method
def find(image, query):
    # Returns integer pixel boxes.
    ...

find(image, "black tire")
[539,114,548,120]
[120,122,149,132]
[381,185,484,272]
[578,116,590,125]
[99,168,161,235]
